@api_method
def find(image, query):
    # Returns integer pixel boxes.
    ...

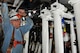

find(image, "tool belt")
[6,40,25,53]
[6,29,25,53]
[13,40,24,48]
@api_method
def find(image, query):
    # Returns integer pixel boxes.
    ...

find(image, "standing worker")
[1,0,33,53]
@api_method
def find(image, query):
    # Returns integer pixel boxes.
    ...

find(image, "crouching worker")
[1,0,33,53]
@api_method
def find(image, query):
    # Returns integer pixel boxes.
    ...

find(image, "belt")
[13,40,24,48]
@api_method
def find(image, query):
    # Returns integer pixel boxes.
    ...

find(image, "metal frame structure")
[39,1,77,53]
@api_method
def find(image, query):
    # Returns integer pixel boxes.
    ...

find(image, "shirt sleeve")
[1,3,12,35]
[1,3,10,23]
[20,17,34,35]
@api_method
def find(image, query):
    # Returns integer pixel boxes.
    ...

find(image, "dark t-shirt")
[20,0,41,10]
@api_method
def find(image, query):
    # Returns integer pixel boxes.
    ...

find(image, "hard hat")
[10,14,22,20]
[9,9,17,17]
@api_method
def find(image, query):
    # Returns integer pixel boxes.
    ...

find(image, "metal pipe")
[23,31,29,53]
[15,0,23,11]
[13,0,20,7]
[52,11,64,53]
[68,0,80,52]
[39,7,53,53]
[65,19,77,53]
[70,19,77,53]
[49,22,53,53]
[42,19,49,53]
